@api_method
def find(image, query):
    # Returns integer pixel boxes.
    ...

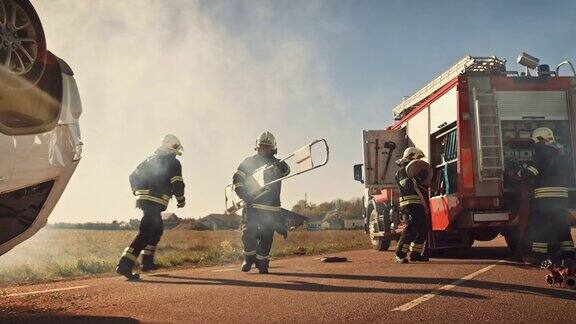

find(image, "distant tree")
[291,197,364,221]
[129,219,141,229]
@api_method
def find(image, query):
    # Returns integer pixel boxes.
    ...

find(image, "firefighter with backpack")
[116,134,186,280]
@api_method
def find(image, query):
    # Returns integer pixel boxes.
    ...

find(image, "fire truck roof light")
[517,52,539,70]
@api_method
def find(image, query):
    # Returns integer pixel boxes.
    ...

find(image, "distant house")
[173,219,211,231]
[344,218,364,230]
[281,209,308,229]
[323,210,344,230]
[306,216,324,231]
[201,214,241,230]
[161,213,182,229]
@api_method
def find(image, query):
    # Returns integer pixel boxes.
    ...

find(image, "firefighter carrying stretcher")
[116,134,187,281]
[233,131,290,274]
[514,127,576,268]
[394,147,431,263]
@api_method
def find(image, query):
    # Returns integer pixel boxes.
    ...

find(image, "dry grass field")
[0,229,371,285]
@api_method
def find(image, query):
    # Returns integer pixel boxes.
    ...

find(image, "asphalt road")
[1,234,575,323]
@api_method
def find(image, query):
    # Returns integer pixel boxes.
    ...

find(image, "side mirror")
[353,164,364,184]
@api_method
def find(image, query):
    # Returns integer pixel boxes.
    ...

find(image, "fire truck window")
[0,61,62,135]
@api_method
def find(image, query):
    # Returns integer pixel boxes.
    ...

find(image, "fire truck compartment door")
[362,129,407,188]
[495,91,568,120]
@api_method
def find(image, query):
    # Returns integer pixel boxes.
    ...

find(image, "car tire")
[0,0,47,89]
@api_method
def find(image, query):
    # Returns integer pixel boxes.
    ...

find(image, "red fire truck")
[353,54,576,252]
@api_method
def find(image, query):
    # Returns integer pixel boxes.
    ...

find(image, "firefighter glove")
[276,223,288,239]
[177,197,186,208]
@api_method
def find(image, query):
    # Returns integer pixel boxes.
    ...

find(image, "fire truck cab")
[354,54,576,252]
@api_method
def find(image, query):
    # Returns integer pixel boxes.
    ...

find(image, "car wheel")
[0,0,47,89]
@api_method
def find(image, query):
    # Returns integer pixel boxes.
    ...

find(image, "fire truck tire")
[463,238,475,248]
[375,238,391,251]
[471,228,500,241]
[502,228,520,252]
[367,202,391,251]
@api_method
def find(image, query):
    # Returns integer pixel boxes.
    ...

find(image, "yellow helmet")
[255,131,277,149]
[531,127,555,143]
[402,147,425,160]
[160,134,183,155]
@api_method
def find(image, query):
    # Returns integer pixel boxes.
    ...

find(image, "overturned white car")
[0,0,82,256]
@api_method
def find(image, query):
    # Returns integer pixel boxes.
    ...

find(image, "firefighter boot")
[395,256,409,264]
[256,259,269,274]
[523,253,547,266]
[242,255,256,272]
[409,253,429,262]
[141,254,161,272]
[116,257,140,281]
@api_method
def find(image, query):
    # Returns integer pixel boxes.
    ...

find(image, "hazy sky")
[32,0,576,222]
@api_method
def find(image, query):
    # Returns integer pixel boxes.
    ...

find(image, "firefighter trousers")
[526,199,575,260]
[121,201,165,264]
[396,205,428,258]
[242,207,276,263]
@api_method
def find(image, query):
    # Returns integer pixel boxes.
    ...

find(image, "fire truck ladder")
[392,56,507,119]
[472,88,503,181]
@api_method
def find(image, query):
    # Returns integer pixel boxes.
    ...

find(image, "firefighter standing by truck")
[516,127,576,267]
[394,147,430,263]
[233,131,290,274]
[116,134,186,280]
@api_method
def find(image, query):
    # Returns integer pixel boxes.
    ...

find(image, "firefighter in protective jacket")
[395,147,430,263]
[233,131,290,274]
[517,127,575,266]
[116,134,186,280]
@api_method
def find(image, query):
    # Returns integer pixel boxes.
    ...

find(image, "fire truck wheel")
[471,228,500,241]
[367,202,391,251]
[464,238,475,248]
[502,228,520,252]
[375,238,392,251]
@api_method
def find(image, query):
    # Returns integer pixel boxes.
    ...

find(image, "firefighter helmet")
[402,147,425,160]
[531,127,555,143]
[255,131,277,149]
[160,134,183,155]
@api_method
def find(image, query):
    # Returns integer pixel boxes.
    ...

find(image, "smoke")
[31,0,362,221]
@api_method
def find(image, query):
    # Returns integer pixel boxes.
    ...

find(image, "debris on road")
[321,256,348,263]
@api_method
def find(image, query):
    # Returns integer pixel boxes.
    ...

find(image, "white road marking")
[214,268,237,272]
[4,285,90,297]
[392,260,504,312]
